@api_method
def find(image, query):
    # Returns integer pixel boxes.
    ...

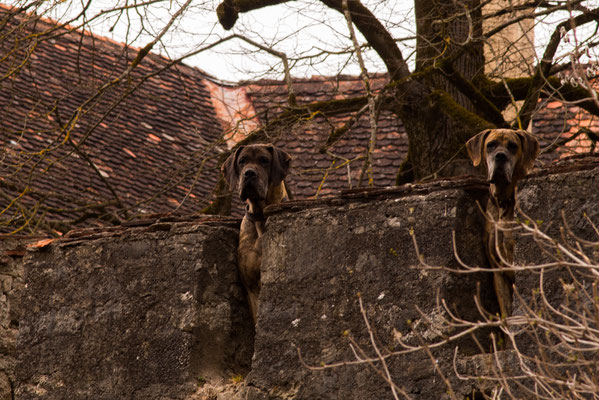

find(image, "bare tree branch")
[517,6,599,129]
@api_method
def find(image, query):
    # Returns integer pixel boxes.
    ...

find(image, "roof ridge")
[246,73,390,87]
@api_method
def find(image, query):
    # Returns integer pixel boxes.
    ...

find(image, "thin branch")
[342,0,378,187]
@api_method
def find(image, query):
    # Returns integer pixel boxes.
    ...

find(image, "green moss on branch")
[430,90,495,141]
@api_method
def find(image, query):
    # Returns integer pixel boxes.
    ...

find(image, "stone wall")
[517,158,599,262]
[14,218,254,400]
[3,158,598,399]
[246,179,495,399]
[514,158,599,322]
[0,237,30,400]
[245,159,599,399]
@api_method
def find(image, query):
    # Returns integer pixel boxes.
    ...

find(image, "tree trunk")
[396,0,485,181]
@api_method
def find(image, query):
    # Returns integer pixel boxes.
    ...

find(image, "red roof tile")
[533,75,599,163]
[243,76,407,199]
[0,9,226,232]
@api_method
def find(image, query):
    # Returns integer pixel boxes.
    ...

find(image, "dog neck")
[244,198,266,232]
[266,181,288,205]
[244,181,288,236]
[489,183,516,219]
[245,204,265,221]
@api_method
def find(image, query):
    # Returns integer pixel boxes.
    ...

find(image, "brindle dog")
[467,129,539,318]
[222,144,291,324]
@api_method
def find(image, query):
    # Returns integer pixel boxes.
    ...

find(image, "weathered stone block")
[508,164,599,378]
[0,238,27,400]
[15,220,253,400]
[248,182,498,399]
[514,164,599,310]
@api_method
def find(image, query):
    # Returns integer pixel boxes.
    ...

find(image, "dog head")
[222,144,291,202]
[466,129,539,185]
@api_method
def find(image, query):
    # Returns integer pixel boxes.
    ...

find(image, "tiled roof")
[244,76,407,199]
[0,10,226,232]
[533,94,599,162]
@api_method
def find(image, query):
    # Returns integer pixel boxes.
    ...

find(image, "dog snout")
[243,168,257,179]
[494,152,508,163]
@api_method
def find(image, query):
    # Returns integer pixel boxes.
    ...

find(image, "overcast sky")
[42,0,410,83]
[29,0,598,83]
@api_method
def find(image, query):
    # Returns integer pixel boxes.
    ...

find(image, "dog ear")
[221,146,244,191]
[515,130,539,172]
[268,145,291,186]
[466,129,491,167]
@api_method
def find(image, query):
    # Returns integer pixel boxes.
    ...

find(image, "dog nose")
[495,152,507,162]
[244,169,257,179]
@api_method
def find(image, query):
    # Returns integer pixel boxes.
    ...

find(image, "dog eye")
[486,140,498,150]
[507,141,518,152]
[239,157,247,165]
